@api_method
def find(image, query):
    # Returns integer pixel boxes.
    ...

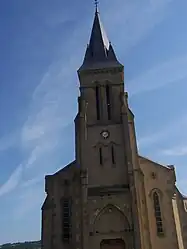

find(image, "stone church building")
[41,7,187,249]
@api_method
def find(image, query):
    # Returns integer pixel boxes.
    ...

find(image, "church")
[41,6,187,249]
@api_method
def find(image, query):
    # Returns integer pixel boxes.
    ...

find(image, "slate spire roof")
[78,8,122,71]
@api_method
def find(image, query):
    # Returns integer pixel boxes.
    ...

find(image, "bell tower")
[75,6,144,249]
[76,8,131,187]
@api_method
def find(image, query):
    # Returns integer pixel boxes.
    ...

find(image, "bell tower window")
[106,85,111,120]
[95,86,100,120]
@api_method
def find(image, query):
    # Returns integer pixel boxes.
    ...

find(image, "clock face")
[101,130,109,139]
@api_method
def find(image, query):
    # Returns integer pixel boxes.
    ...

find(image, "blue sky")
[0,0,187,244]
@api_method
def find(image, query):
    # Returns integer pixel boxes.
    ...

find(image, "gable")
[138,155,173,171]
[138,155,176,186]
[53,160,77,176]
[44,160,78,194]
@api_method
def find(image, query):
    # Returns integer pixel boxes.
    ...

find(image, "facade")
[41,8,187,249]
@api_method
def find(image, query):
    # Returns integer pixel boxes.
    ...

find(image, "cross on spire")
[94,0,99,12]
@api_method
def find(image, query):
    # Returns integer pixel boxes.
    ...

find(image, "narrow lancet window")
[99,147,103,165]
[95,86,100,120]
[111,145,115,164]
[153,192,163,235]
[106,85,111,120]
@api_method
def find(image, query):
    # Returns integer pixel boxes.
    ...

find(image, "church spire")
[78,5,122,71]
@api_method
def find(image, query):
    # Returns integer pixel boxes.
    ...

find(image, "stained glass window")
[153,192,164,235]
[61,198,71,243]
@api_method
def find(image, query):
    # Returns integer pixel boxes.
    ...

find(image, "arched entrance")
[92,204,129,234]
[100,239,125,249]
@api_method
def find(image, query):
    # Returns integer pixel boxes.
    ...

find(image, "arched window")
[153,192,164,235]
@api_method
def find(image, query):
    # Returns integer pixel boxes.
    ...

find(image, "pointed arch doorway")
[100,239,126,249]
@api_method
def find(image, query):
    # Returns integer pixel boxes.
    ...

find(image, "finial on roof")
[94,0,99,12]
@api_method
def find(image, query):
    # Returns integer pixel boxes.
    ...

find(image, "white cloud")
[138,115,187,148]
[15,185,44,219]
[25,139,59,170]
[20,176,43,188]
[102,0,173,53]
[138,133,162,148]
[22,124,45,143]
[0,165,23,197]
[128,55,187,96]
[0,131,19,152]
[162,146,187,156]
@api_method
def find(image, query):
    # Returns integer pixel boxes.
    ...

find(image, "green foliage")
[0,241,41,249]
